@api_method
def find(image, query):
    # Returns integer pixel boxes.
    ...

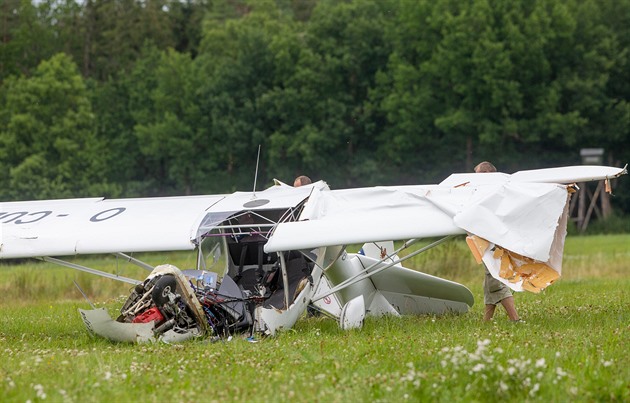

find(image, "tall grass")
[0,252,197,303]
[0,235,627,303]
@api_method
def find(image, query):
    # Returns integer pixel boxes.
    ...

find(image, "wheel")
[151,275,177,307]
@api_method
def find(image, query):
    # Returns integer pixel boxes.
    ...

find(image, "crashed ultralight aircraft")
[0,165,626,343]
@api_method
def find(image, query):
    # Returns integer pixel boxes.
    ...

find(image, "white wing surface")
[264,185,465,253]
[267,165,626,255]
[0,196,225,258]
[440,165,627,187]
[0,182,320,259]
[266,165,626,293]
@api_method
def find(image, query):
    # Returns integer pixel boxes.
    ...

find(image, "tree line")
[1,0,629,212]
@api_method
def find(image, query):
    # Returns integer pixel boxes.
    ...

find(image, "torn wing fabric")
[266,182,569,263]
[266,181,572,293]
[466,194,569,293]
[431,182,569,262]
[264,185,465,253]
[452,183,570,293]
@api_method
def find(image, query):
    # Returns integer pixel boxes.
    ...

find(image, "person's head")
[474,161,497,173]
[293,175,312,187]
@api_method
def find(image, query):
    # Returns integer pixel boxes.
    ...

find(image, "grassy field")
[0,235,628,402]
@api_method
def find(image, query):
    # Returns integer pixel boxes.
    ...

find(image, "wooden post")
[577,184,586,231]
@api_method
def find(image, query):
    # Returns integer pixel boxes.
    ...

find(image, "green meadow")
[1,235,628,402]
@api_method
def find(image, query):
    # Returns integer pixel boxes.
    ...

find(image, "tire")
[151,275,177,307]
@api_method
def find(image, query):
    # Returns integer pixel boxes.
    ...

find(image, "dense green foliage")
[1,0,629,208]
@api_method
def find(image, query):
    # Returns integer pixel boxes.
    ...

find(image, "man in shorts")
[474,161,521,322]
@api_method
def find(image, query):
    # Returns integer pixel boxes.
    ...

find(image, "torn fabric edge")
[469,191,570,293]
[427,182,568,262]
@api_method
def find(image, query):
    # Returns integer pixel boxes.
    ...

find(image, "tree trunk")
[466,135,473,171]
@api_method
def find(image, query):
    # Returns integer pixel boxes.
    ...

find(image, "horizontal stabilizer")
[356,254,474,313]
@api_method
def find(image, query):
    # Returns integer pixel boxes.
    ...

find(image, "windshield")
[197,229,228,277]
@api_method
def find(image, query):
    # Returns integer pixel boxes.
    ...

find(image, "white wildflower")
[34,384,46,399]
[499,381,509,392]
[104,371,112,381]
[478,339,491,347]
[472,363,485,372]
[602,360,613,367]
[535,358,546,368]
[556,367,567,378]
[507,367,516,376]
[529,383,540,396]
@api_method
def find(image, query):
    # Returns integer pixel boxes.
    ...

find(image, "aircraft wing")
[264,185,465,252]
[265,186,464,252]
[440,165,627,187]
[0,196,225,258]
[266,165,626,254]
[0,182,320,259]
[265,165,626,293]
[264,182,567,260]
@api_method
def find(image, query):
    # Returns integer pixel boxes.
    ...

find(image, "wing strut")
[113,252,154,272]
[311,235,455,302]
[40,256,142,285]
[278,252,291,309]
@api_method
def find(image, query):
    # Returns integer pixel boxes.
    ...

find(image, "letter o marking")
[90,207,126,222]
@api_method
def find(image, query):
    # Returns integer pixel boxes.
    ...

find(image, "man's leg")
[484,304,496,321]
[500,296,519,321]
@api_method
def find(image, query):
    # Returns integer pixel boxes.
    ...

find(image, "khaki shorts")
[484,267,512,305]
